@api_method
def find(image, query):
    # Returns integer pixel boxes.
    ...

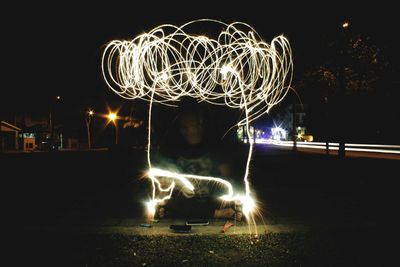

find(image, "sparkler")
[102,19,293,234]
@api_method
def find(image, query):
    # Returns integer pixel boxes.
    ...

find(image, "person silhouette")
[153,99,242,221]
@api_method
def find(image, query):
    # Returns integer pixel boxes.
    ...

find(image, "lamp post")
[324,96,330,155]
[292,103,297,151]
[108,112,118,145]
[49,95,61,151]
[338,20,350,159]
[85,109,94,149]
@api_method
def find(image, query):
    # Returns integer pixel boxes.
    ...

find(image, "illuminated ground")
[27,218,304,235]
[12,220,384,267]
[3,147,395,266]
[14,215,383,266]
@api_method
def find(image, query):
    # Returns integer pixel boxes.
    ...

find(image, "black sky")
[2,1,399,118]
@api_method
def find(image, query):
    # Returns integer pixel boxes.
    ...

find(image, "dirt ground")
[3,147,397,266]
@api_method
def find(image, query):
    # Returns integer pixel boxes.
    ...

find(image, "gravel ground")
[3,150,396,266]
[11,226,388,267]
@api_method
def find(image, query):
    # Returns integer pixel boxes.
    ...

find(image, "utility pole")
[107,112,118,145]
[292,103,297,151]
[115,120,119,145]
[49,95,61,151]
[324,96,330,155]
[253,125,256,144]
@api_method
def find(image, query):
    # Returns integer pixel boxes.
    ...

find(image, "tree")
[297,27,392,148]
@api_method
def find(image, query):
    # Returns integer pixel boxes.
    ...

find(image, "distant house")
[20,132,38,151]
[16,113,65,151]
[0,121,21,151]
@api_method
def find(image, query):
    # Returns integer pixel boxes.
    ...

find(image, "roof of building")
[0,121,21,132]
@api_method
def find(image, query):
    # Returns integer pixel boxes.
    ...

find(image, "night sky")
[2,2,399,133]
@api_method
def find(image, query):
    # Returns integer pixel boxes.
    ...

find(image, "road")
[258,140,400,160]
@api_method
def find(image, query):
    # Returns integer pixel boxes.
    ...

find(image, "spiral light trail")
[102,19,293,234]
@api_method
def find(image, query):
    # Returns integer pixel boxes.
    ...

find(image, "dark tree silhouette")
[296,27,394,148]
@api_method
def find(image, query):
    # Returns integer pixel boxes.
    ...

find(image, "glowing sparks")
[146,200,157,217]
[240,195,256,218]
[102,19,293,233]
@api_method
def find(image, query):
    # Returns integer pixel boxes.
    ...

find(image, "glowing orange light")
[108,112,117,121]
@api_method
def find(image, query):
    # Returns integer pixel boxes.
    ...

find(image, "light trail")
[102,19,293,234]
[262,139,400,155]
[345,143,400,149]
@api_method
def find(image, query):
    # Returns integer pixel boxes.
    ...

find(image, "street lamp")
[108,112,118,145]
[108,112,117,122]
[49,95,62,151]
[338,20,350,159]
[85,109,94,149]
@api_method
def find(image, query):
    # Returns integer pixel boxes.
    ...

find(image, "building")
[0,121,21,151]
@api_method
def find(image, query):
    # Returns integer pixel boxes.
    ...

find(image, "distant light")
[108,112,117,121]
[271,127,287,141]
[56,96,61,100]
[342,21,349,29]
[88,110,94,116]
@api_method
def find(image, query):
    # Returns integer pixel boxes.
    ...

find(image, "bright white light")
[220,64,234,80]
[270,141,400,155]
[108,113,117,121]
[242,195,256,217]
[146,200,157,217]
[271,126,287,141]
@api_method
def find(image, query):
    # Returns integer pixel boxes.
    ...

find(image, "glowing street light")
[108,112,118,144]
[338,20,350,159]
[108,112,117,121]
[85,109,94,149]
[49,95,62,150]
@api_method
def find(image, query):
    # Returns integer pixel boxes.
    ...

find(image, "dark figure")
[153,100,243,221]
